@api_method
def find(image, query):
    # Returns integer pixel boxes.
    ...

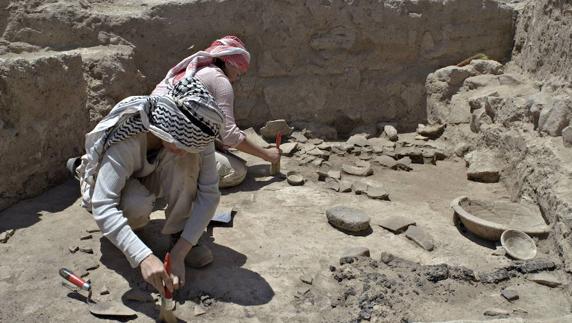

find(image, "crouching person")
[75,76,224,296]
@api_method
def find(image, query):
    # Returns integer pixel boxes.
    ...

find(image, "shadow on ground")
[221,164,285,195]
[0,179,80,233]
[99,219,274,320]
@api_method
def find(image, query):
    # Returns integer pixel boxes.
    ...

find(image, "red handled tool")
[275,132,282,150]
[163,253,172,299]
[270,132,282,175]
[59,268,92,293]
[159,252,177,322]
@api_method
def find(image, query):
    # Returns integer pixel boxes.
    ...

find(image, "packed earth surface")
[2,0,572,322]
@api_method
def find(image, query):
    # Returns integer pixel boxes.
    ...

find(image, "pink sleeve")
[209,71,246,148]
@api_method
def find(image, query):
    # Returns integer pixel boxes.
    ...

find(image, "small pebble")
[85,263,100,271]
[300,273,314,285]
[79,247,94,254]
[100,286,110,295]
[194,306,207,316]
[80,234,93,240]
[69,246,79,254]
[501,289,519,301]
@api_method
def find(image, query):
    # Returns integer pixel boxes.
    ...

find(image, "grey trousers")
[120,150,200,235]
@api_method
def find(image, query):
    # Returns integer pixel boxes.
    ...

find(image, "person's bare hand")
[264,148,281,164]
[169,252,186,290]
[140,254,173,296]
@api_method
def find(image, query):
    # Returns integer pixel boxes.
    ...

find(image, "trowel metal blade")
[211,207,233,224]
[89,301,137,318]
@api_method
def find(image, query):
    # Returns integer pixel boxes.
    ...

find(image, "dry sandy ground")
[0,138,570,322]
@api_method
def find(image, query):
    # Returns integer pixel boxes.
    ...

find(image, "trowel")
[59,268,137,318]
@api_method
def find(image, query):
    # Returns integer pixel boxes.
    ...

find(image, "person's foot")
[170,233,213,268]
[66,157,81,179]
[185,244,213,268]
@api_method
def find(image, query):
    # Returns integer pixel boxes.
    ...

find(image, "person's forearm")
[235,137,270,160]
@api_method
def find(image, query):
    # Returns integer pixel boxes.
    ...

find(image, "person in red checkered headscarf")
[153,36,280,188]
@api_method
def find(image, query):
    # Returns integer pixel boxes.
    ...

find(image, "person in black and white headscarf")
[73,75,224,297]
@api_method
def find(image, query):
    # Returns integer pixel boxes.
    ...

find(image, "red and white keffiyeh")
[153,35,250,95]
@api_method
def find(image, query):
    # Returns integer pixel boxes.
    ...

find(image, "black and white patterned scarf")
[104,76,222,151]
[80,76,224,210]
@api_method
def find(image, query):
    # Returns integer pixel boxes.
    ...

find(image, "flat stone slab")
[280,142,298,156]
[328,170,341,180]
[342,163,373,176]
[326,206,370,233]
[340,247,371,264]
[405,225,435,251]
[308,138,323,145]
[465,150,501,183]
[373,155,397,168]
[527,272,562,287]
[378,216,416,233]
[351,181,369,195]
[290,131,308,143]
[365,186,390,200]
[346,134,370,147]
[501,289,519,301]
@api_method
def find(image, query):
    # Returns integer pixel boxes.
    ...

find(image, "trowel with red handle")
[159,253,177,323]
[59,268,137,318]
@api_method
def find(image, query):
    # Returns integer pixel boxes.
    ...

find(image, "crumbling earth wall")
[510,0,572,83]
[425,0,572,273]
[0,0,515,210]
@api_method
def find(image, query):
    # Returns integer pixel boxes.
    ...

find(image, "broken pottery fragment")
[311,158,324,167]
[405,226,434,251]
[339,180,352,193]
[342,162,373,176]
[373,155,398,168]
[291,131,308,143]
[351,181,369,195]
[417,123,446,139]
[501,289,519,301]
[280,142,298,156]
[527,272,562,287]
[325,177,340,192]
[328,170,341,180]
[326,206,370,233]
[378,216,416,233]
[260,119,293,139]
[317,142,332,151]
[308,138,323,145]
[346,134,370,147]
[365,186,390,200]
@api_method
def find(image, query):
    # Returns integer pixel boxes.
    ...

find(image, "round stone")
[326,206,370,232]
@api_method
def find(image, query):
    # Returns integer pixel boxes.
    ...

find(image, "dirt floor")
[0,134,570,322]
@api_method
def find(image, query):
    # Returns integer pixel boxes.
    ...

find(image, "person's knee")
[121,179,155,230]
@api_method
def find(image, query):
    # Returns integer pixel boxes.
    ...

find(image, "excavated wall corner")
[0,0,516,210]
